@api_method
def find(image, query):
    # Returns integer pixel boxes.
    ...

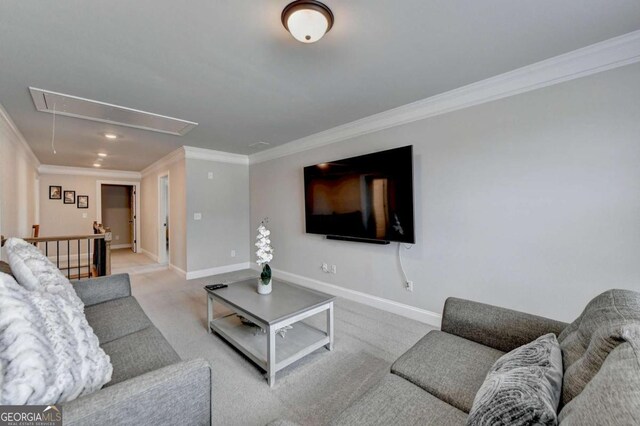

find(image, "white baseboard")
[268,267,442,327]
[111,244,132,250]
[169,263,187,278]
[186,262,251,280]
[140,248,159,262]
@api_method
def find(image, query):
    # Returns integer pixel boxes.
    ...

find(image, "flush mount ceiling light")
[282,0,334,43]
[103,133,119,140]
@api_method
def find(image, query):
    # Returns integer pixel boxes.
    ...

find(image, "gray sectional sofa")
[274,289,640,425]
[63,274,212,426]
[329,297,569,425]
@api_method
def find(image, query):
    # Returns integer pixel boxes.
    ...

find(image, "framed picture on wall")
[49,185,62,200]
[77,195,89,209]
[64,190,76,204]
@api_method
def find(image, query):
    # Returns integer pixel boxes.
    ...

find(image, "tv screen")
[304,145,415,244]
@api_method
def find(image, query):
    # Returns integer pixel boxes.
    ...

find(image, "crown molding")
[38,164,141,179]
[183,146,249,165]
[140,145,248,178]
[250,29,640,164]
[0,103,41,169]
[140,147,185,177]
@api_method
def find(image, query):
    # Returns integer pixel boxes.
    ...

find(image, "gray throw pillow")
[467,333,563,426]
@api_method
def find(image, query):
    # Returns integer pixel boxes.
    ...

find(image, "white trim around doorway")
[157,172,170,265]
[95,180,141,253]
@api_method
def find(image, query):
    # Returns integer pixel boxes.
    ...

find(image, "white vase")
[258,278,272,295]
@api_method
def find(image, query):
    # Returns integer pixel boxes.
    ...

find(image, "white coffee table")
[206,278,335,387]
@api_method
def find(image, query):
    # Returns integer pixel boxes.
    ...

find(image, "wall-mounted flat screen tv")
[304,145,415,244]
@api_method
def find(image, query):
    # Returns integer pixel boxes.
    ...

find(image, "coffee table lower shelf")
[210,314,330,373]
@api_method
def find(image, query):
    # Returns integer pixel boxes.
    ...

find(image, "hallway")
[111,248,165,275]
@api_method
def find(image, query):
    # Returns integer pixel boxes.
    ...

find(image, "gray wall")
[39,174,97,241]
[0,108,38,260]
[140,157,187,270]
[38,174,138,257]
[187,158,250,272]
[101,184,132,245]
[250,63,640,322]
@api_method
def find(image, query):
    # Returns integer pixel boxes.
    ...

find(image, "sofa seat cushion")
[557,289,640,406]
[331,374,468,426]
[102,326,180,386]
[391,330,504,413]
[84,296,153,344]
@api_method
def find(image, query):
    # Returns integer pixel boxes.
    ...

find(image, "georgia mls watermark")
[0,405,62,426]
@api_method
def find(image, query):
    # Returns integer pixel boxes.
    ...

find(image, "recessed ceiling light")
[93,163,102,167]
[97,153,108,157]
[104,133,118,140]
[282,0,334,43]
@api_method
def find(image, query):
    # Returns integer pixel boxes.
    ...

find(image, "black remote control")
[205,284,228,291]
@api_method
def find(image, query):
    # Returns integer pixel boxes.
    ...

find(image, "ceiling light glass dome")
[282,1,334,44]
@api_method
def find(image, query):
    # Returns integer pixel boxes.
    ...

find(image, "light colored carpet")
[111,248,161,275]
[129,269,434,426]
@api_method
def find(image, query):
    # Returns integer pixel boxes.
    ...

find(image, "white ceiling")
[1,1,639,171]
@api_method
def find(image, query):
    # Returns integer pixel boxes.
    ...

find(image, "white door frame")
[96,180,141,253]
[157,172,170,265]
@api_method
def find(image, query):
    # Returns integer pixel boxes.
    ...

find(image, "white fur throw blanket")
[5,238,84,311]
[1,239,112,404]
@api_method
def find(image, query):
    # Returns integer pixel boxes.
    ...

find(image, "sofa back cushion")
[0,261,13,278]
[557,288,640,406]
[558,334,640,424]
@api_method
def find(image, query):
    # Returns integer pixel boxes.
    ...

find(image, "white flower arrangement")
[255,219,273,285]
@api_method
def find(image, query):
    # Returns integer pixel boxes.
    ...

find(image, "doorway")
[100,184,135,251]
[96,180,140,253]
[158,173,170,265]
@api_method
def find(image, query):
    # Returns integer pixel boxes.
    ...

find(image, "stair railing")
[15,223,113,279]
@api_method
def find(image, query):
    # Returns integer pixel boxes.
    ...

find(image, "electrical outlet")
[194,213,202,220]
[405,281,414,292]
[331,264,337,274]
[115,235,120,241]
[208,172,213,180]
[231,250,236,257]
[321,263,329,273]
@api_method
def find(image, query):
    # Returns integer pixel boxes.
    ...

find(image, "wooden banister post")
[104,227,112,276]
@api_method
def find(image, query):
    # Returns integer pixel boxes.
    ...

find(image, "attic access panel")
[29,87,198,136]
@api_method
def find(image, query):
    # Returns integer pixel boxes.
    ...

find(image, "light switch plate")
[194,213,202,220]
[208,172,213,179]
[82,213,87,219]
